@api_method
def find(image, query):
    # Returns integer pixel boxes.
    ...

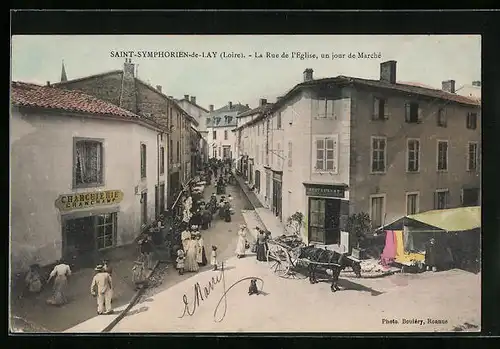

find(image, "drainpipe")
[157,132,161,219]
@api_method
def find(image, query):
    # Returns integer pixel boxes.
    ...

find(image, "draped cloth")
[394,230,405,259]
[395,229,425,264]
[381,230,396,266]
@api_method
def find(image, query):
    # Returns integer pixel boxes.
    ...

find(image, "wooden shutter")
[417,106,423,123]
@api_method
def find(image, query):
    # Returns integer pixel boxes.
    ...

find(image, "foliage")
[345,212,372,248]
[286,212,305,236]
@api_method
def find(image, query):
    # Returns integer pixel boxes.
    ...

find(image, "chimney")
[259,98,267,106]
[245,104,249,108]
[156,85,162,93]
[472,80,481,87]
[190,96,196,104]
[380,60,397,84]
[228,101,233,109]
[303,68,314,82]
[209,104,214,112]
[46,81,51,87]
[123,58,135,77]
[184,94,189,100]
[442,80,456,93]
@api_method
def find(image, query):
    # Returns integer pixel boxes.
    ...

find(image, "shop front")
[303,183,349,245]
[272,171,283,221]
[55,189,124,268]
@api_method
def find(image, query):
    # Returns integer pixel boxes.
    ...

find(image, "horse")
[298,246,362,292]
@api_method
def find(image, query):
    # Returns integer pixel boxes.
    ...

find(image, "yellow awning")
[407,206,481,232]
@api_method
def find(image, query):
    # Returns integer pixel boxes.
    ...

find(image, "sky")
[11,35,480,110]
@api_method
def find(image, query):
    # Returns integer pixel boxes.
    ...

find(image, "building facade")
[238,62,481,248]
[53,59,197,207]
[206,102,250,161]
[11,82,168,273]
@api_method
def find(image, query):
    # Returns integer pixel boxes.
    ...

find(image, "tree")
[346,212,371,248]
[285,212,305,236]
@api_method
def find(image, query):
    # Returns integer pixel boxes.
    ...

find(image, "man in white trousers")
[91,265,113,315]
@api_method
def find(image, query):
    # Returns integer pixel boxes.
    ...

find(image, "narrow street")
[10,181,253,332]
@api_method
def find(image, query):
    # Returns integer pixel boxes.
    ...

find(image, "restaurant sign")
[304,184,346,198]
[55,190,124,211]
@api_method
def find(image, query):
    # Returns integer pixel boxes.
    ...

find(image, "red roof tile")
[11,81,139,118]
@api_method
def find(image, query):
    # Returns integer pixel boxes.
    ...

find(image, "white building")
[457,81,481,100]
[206,102,250,160]
[10,82,168,273]
[237,63,480,250]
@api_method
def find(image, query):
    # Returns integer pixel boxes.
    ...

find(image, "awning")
[377,206,481,233]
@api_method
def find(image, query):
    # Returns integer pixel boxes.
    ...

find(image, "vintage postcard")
[10,34,481,333]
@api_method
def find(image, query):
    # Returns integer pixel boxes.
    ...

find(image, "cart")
[266,239,308,279]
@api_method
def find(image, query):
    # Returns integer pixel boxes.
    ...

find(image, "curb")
[101,259,160,333]
[234,176,270,234]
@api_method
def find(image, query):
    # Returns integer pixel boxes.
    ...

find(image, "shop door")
[272,179,282,220]
[324,199,341,245]
[64,217,96,267]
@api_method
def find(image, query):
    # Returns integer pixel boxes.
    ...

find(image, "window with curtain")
[370,196,385,228]
[140,143,147,178]
[74,139,103,187]
[96,213,117,250]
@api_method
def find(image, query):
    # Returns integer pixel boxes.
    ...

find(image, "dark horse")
[298,246,362,292]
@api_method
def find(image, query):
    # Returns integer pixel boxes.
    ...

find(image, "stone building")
[11,82,167,273]
[53,59,197,206]
[237,61,481,249]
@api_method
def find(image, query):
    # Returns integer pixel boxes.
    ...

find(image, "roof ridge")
[52,70,122,86]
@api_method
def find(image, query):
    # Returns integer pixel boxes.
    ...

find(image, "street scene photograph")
[10,34,481,333]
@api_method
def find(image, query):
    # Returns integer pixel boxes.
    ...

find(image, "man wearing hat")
[91,264,113,315]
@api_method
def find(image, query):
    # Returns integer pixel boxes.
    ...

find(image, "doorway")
[272,179,282,221]
[308,198,340,245]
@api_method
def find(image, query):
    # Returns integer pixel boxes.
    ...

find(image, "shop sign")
[55,190,124,211]
[304,184,345,198]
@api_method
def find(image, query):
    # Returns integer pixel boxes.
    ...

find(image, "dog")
[248,279,259,295]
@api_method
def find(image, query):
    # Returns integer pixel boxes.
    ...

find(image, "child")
[211,245,218,271]
[176,249,185,275]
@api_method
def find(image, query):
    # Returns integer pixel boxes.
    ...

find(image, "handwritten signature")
[178,262,264,323]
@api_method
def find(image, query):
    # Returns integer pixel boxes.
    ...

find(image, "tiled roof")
[206,111,240,128]
[11,81,139,118]
[237,104,272,118]
[213,103,250,113]
[178,98,209,113]
[235,104,274,130]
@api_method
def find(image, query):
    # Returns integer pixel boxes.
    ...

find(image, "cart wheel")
[269,259,288,277]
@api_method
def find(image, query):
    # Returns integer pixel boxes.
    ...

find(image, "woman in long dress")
[184,238,200,272]
[195,233,208,266]
[181,227,192,252]
[46,260,71,306]
[256,231,268,262]
[235,224,248,258]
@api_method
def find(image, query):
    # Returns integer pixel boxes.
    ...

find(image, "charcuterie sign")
[55,190,124,211]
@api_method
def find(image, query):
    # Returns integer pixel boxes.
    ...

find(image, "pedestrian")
[195,232,208,266]
[91,264,113,315]
[211,245,218,271]
[139,234,154,269]
[256,230,268,262]
[201,205,212,230]
[181,225,191,252]
[184,235,200,272]
[235,224,248,259]
[227,194,233,203]
[223,201,232,222]
[176,249,185,275]
[24,264,43,295]
[102,259,114,302]
[132,260,146,290]
[46,259,71,306]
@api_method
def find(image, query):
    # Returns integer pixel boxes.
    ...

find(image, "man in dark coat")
[201,206,212,230]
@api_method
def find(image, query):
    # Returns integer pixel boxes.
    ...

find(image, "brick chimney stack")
[442,80,456,93]
[259,98,267,106]
[190,96,196,104]
[303,68,314,82]
[184,94,189,100]
[472,80,481,87]
[380,60,397,84]
[120,58,137,113]
[209,104,214,112]
[156,85,162,93]
[228,101,233,109]
[123,58,135,77]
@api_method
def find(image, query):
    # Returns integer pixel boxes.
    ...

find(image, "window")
[256,145,259,164]
[207,117,211,125]
[314,135,338,172]
[288,141,293,167]
[224,130,228,140]
[213,147,217,158]
[370,195,386,229]
[96,213,117,250]
[437,108,447,127]
[213,130,217,140]
[74,139,104,187]
[309,198,326,242]
[141,192,148,226]
[160,146,165,175]
[371,137,387,173]
[317,98,334,118]
[466,112,477,130]
[462,188,480,207]
[176,141,180,162]
[405,102,421,123]
[277,112,282,129]
[407,139,420,172]
[140,143,147,178]
[218,147,221,157]
[437,140,448,171]
[277,143,281,168]
[468,142,479,171]
[406,192,419,215]
[257,124,260,136]
[168,140,173,164]
[434,190,449,210]
[373,97,388,120]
